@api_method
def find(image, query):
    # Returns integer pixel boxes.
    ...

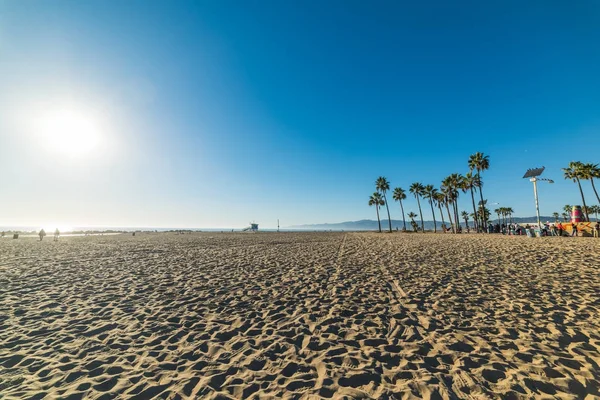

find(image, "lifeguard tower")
[242,223,259,232]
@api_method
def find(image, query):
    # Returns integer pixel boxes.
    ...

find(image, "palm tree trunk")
[453,200,460,232]
[383,192,392,233]
[376,206,382,232]
[576,178,590,221]
[429,200,437,233]
[477,171,486,232]
[589,178,600,204]
[438,205,445,232]
[469,188,479,232]
[416,196,424,232]
[445,203,454,233]
[400,201,406,231]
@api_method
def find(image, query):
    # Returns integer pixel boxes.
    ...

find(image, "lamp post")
[523,167,553,230]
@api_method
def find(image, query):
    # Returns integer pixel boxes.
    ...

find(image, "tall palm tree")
[369,192,385,233]
[376,177,393,233]
[440,184,455,233]
[423,185,438,233]
[407,212,418,232]
[461,211,470,232]
[434,192,447,232]
[442,175,464,232]
[462,171,481,232]
[552,212,559,222]
[581,163,600,204]
[505,207,514,224]
[468,152,490,231]
[449,173,465,228]
[409,183,425,232]
[478,200,490,227]
[392,187,407,231]
[563,162,589,221]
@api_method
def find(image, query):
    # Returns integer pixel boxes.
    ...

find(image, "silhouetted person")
[54,229,60,241]
[39,229,46,241]
[571,223,578,237]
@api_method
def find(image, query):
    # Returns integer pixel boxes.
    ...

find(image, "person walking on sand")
[594,221,600,238]
[54,229,60,242]
[571,222,578,237]
[39,229,46,241]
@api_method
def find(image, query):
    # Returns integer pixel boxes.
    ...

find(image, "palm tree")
[494,208,501,224]
[434,192,447,232]
[478,200,490,227]
[563,204,572,220]
[505,207,514,224]
[581,163,600,204]
[440,184,455,233]
[552,212,559,222]
[423,185,438,233]
[590,205,600,221]
[450,173,465,228]
[468,152,490,231]
[442,175,464,233]
[563,162,589,221]
[409,183,425,232]
[583,206,591,220]
[392,187,407,231]
[407,212,418,232]
[461,211,470,232]
[561,212,568,222]
[500,207,509,226]
[369,192,385,232]
[462,171,481,232]
[376,177,393,233]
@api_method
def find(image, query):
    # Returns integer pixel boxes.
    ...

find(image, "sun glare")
[37,108,103,158]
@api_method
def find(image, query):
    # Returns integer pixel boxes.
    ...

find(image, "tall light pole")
[523,167,554,230]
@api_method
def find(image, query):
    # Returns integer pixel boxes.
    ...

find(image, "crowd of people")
[484,221,600,237]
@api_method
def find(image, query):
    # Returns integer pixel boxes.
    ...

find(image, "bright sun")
[37,108,102,157]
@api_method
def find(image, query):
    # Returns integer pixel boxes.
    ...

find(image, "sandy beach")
[1,232,599,399]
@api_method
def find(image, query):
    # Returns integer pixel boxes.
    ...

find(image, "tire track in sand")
[329,234,347,297]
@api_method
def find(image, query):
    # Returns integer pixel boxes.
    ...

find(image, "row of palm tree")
[590,205,600,221]
[557,204,600,222]
[369,152,491,233]
[493,207,515,226]
[562,162,600,221]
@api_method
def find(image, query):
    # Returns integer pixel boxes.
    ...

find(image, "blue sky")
[1,0,599,229]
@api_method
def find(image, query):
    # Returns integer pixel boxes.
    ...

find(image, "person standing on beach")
[594,221,599,238]
[557,222,563,237]
[54,229,60,241]
[571,222,578,237]
[39,229,46,241]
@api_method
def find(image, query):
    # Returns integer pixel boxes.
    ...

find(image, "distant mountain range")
[288,217,568,231]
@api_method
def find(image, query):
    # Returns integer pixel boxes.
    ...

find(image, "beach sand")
[1,232,599,399]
